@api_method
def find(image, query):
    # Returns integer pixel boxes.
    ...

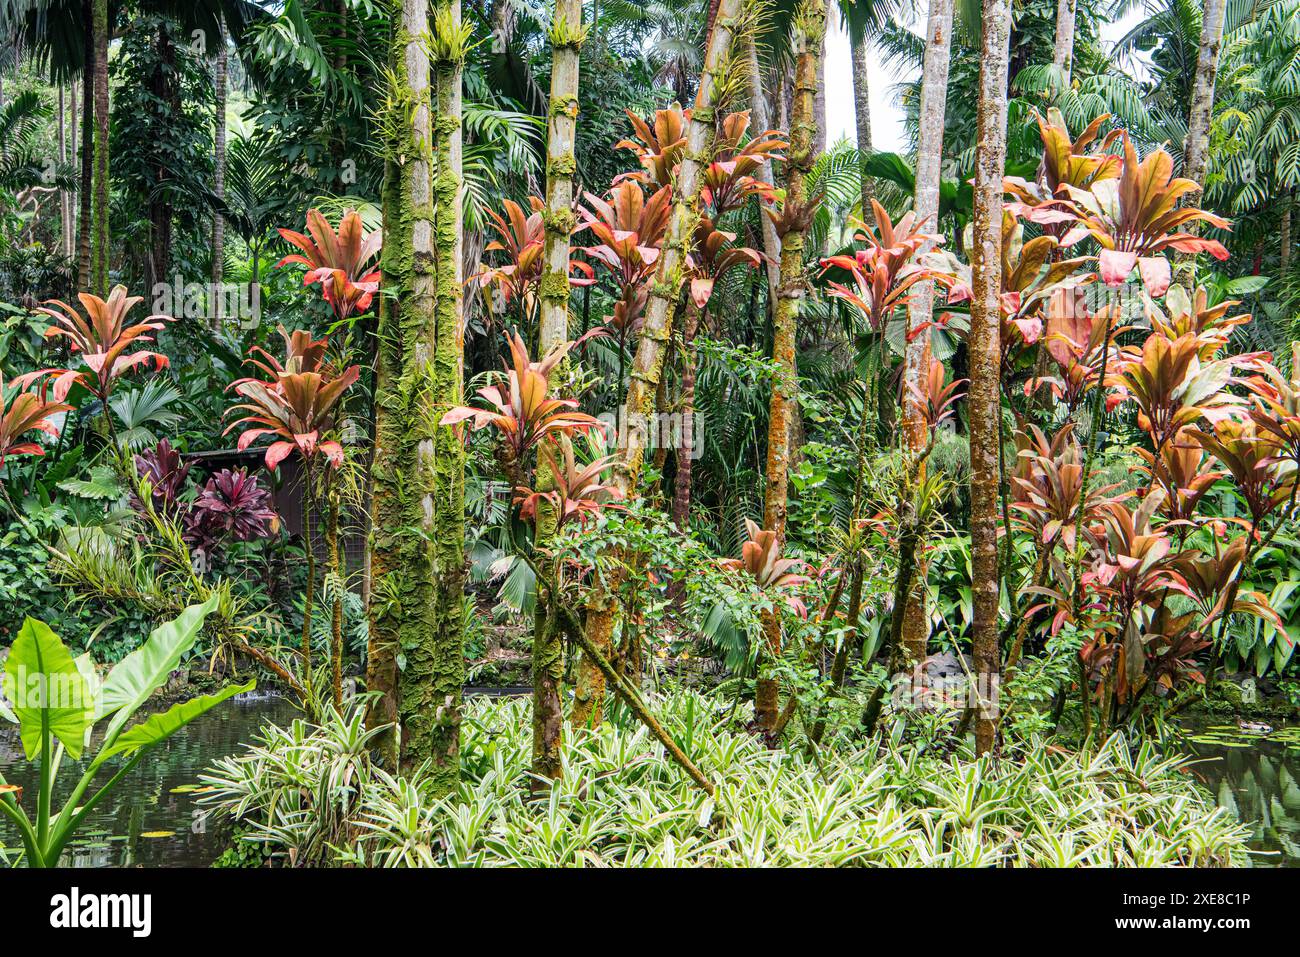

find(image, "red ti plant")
[131,438,193,518]
[277,208,382,322]
[934,210,1093,364]
[440,331,600,488]
[720,518,811,620]
[823,198,947,340]
[699,111,787,216]
[616,104,689,187]
[474,196,593,324]
[908,358,967,434]
[0,370,73,467]
[1134,432,1225,528]
[37,285,172,407]
[225,331,360,692]
[515,434,624,533]
[1003,109,1121,230]
[1244,344,1300,479]
[578,180,673,383]
[1029,292,1124,413]
[1077,494,1199,720]
[1106,331,1241,458]
[185,467,280,557]
[1058,134,1230,296]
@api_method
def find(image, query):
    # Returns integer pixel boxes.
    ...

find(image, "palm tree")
[1184,0,1229,191]
[758,0,829,732]
[368,0,468,790]
[89,0,107,295]
[967,0,1012,757]
[536,0,586,740]
[899,0,953,666]
[1053,0,1078,82]
[581,0,747,724]
[840,0,904,223]
[211,17,227,287]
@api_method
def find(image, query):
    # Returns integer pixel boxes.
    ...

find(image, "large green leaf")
[3,618,89,760]
[92,680,255,771]
[98,594,220,741]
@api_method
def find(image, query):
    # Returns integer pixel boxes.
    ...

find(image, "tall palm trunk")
[967,3,1013,757]
[757,0,827,733]
[581,0,745,717]
[69,83,78,260]
[850,30,876,224]
[147,21,176,294]
[1052,0,1077,85]
[537,0,586,758]
[368,0,466,792]
[58,85,70,259]
[899,0,954,669]
[746,36,782,300]
[417,0,468,788]
[1282,190,1294,278]
[77,0,93,291]
[90,0,110,297]
[212,20,228,289]
[1184,0,1228,192]
[671,302,703,529]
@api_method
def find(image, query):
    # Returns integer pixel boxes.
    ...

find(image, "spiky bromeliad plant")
[0,596,252,867]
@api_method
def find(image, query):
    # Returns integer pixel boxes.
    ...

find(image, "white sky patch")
[824,7,1150,154]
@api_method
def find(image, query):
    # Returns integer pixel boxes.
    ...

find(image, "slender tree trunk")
[745,36,782,307]
[70,82,79,261]
[850,30,876,224]
[899,0,953,669]
[91,0,110,297]
[756,0,827,733]
[368,0,464,788]
[967,3,1012,757]
[58,85,70,260]
[212,20,228,290]
[328,489,344,709]
[672,303,702,529]
[147,22,175,295]
[416,0,468,788]
[538,0,598,739]
[580,0,744,710]
[1183,0,1228,192]
[1052,0,1077,86]
[78,1,93,291]
[1282,190,1293,278]
[301,461,317,672]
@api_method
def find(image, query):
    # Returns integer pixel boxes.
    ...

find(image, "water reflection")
[0,696,299,868]
[1182,722,1300,867]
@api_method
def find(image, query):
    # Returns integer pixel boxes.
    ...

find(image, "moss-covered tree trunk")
[538,0,588,751]
[580,0,745,714]
[212,19,227,289]
[756,0,826,733]
[968,2,1012,757]
[91,0,110,297]
[415,0,469,789]
[850,29,876,226]
[898,0,953,669]
[367,0,466,794]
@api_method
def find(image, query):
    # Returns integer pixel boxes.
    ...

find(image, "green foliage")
[0,596,251,867]
[201,690,1249,867]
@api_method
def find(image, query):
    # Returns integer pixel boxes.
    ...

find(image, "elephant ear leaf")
[3,618,89,760]
[98,594,220,741]
[92,679,254,771]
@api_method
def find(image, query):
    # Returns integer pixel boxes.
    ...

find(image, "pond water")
[1181,721,1300,867]
[4,695,1299,867]
[0,695,299,867]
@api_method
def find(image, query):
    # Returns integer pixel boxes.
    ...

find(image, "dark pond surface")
[1181,720,1300,867]
[0,695,299,867]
